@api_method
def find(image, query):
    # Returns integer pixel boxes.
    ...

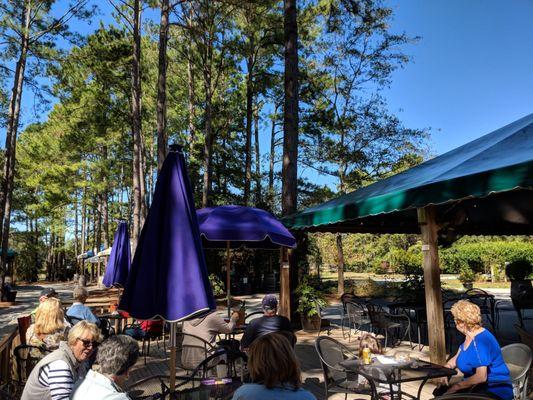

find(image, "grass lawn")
[318,270,511,290]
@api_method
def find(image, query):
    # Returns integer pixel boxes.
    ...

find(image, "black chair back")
[13,344,50,385]
[315,336,351,384]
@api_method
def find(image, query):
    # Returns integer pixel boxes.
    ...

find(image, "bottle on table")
[238,300,246,325]
[362,344,372,365]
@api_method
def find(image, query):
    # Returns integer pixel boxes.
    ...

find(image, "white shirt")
[71,369,131,400]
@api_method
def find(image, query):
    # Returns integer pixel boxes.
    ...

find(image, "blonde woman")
[436,300,512,400]
[21,321,101,400]
[26,297,70,355]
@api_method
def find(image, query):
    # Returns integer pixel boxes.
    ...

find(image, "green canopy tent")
[0,248,18,286]
[0,248,17,261]
[284,113,533,363]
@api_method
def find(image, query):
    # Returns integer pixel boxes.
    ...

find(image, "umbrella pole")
[226,241,231,318]
[169,322,177,392]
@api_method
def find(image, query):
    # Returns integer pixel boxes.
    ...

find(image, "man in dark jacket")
[240,294,292,350]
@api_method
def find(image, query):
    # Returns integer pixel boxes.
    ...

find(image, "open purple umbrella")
[120,145,215,390]
[197,205,296,314]
[197,205,297,249]
[103,221,131,288]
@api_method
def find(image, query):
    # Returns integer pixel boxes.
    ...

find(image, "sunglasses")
[77,338,99,348]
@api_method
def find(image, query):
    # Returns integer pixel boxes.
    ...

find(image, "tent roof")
[283,114,533,235]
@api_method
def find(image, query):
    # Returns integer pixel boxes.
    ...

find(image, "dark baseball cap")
[40,288,57,298]
[262,294,278,310]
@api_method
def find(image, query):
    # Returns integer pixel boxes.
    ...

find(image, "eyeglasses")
[77,338,98,348]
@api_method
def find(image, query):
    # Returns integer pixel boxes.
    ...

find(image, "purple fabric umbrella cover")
[103,221,131,288]
[119,146,216,322]
[197,205,296,249]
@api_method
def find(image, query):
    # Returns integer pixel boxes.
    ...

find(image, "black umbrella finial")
[169,144,184,153]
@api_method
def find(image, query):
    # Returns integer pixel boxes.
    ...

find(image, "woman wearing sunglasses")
[21,320,101,400]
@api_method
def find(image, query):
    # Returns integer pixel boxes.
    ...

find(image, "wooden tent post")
[418,206,446,365]
[279,247,290,319]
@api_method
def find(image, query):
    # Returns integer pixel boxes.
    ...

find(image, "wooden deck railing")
[0,324,21,389]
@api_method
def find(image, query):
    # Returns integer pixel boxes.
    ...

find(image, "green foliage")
[295,277,327,317]
[440,240,533,281]
[391,247,424,295]
[458,267,477,284]
[208,274,226,297]
[346,278,391,298]
[505,259,533,280]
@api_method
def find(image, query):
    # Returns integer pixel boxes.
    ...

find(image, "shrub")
[458,267,476,284]
[505,259,533,280]
[208,274,225,297]
[440,241,533,281]
[390,248,424,295]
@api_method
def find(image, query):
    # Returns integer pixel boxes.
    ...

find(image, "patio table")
[222,319,248,340]
[339,356,456,400]
[128,375,242,400]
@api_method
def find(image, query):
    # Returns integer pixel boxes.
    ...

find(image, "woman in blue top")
[437,300,513,400]
[232,332,316,400]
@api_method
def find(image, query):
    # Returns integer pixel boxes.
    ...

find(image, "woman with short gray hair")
[72,335,140,399]
[66,286,100,326]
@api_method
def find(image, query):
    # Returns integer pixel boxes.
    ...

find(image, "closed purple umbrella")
[197,205,296,315]
[119,145,215,390]
[103,221,130,288]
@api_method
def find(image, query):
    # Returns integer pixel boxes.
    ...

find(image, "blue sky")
[7,0,533,182]
[383,0,533,155]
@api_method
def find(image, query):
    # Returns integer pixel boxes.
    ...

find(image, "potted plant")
[208,274,226,298]
[458,267,476,290]
[295,278,327,332]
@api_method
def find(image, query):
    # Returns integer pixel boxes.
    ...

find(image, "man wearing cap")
[240,294,292,350]
[31,288,58,320]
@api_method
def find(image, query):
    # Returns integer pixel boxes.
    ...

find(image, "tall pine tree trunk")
[156,0,169,172]
[202,30,214,209]
[244,54,254,205]
[33,218,39,281]
[282,0,298,217]
[186,5,196,154]
[202,88,213,207]
[268,107,277,197]
[102,146,109,248]
[131,0,144,246]
[254,102,261,205]
[80,186,87,275]
[74,195,79,258]
[0,4,31,280]
[282,0,299,319]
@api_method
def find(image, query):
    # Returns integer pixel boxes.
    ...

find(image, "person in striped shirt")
[21,321,102,400]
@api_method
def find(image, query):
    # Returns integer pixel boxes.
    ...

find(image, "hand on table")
[434,377,449,387]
